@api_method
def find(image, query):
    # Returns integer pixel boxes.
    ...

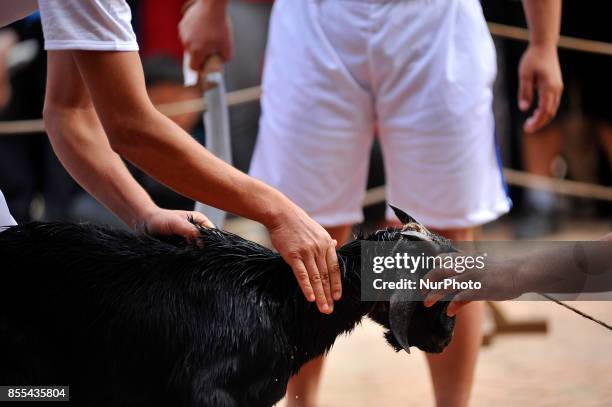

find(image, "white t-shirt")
[0,1,138,51]
[37,0,138,51]
[0,189,17,231]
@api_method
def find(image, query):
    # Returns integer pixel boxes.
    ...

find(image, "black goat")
[0,207,455,407]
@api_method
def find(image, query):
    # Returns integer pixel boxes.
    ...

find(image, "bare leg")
[597,123,612,171]
[522,125,563,176]
[426,227,484,407]
[285,224,351,407]
[516,125,567,237]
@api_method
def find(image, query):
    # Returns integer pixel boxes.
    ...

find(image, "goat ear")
[390,205,417,225]
[388,288,418,354]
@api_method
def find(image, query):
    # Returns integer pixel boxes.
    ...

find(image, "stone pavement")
[316,301,612,407]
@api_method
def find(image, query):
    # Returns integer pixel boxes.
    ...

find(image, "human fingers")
[446,300,471,317]
[327,244,342,301]
[188,49,206,72]
[421,271,459,306]
[144,216,197,239]
[289,258,316,304]
[423,289,458,309]
[518,68,534,112]
[166,216,201,240]
[187,211,215,229]
[422,273,475,307]
[315,252,334,311]
[523,85,556,133]
[303,254,330,314]
[219,18,233,62]
[423,263,461,285]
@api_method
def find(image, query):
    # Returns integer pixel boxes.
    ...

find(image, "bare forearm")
[45,106,157,228]
[112,109,290,227]
[522,0,562,47]
[516,240,612,294]
[72,51,292,228]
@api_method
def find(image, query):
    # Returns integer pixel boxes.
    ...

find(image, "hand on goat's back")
[136,208,214,240]
[266,205,341,314]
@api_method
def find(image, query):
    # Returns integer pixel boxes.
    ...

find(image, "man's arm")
[519,0,563,133]
[72,51,284,234]
[423,235,612,316]
[523,0,562,48]
[44,52,212,237]
[56,50,340,314]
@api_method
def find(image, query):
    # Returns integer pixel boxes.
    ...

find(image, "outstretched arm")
[423,234,612,316]
[44,52,212,237]
[519,0,563,133]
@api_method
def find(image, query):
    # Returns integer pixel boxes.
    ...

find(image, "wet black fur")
[0,222,454,407]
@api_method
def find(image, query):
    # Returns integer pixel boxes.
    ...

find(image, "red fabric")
[139,0,274,61]
[140,0,185,61]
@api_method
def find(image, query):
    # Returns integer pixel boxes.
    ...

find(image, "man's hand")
[519,0,563,133]
[179,0,233,72]
[266,204,341,315]
[422,253,523,316]
[137,208,214,239]
[518,44,563,133]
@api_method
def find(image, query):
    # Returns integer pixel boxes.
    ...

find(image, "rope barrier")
[488,22,612,57]
[157,85,261,117]
[0,85,263,135]
[0,118,45,134]
[503,169,612,202]
[361,170,612,208]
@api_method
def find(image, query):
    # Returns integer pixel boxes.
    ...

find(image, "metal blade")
[194,71,232,228]
[184,54,232,229]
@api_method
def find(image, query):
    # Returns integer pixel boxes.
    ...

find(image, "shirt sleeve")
[38,0,138,51]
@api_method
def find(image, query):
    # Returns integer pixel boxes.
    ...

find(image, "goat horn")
[389,287,418,354]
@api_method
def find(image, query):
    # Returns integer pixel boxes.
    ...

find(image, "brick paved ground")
[316,301,612,407]
[226,218,612,406]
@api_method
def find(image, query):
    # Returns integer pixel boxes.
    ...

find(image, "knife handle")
[202,55,224,77]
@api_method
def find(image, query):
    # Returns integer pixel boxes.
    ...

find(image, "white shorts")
[250,0,511,229]
[38,0,138,51]
[0,189,17,231]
